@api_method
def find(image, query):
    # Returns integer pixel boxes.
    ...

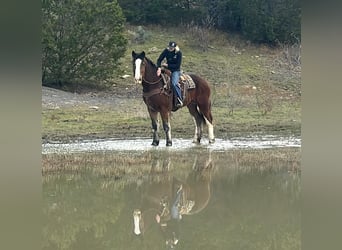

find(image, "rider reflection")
[171,185,183,220]
[156,184,183,248]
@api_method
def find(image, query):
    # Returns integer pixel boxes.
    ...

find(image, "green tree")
[205,0,300,44]
[118,0,206,25]
[238,0,300,43]
[118,0,300,44]
[42,0,127,88]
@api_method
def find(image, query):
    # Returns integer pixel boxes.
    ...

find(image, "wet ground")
[42,135,300,154]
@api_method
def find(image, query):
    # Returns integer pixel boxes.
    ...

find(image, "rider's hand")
[162,63,168,67]
[157,67,161,76]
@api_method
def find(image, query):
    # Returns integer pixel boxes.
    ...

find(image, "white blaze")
[133,209,142,235]
[133,214,141,235]
[134,59,142,82]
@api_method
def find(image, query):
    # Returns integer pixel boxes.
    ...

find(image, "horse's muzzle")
[134,77,142,84]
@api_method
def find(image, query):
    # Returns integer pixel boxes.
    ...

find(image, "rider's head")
[167,41,177,51]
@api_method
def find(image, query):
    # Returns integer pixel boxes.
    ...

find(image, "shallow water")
[42,143,301,250]
[42,135,300,154]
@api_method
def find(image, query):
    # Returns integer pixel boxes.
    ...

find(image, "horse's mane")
[144,56,157,69]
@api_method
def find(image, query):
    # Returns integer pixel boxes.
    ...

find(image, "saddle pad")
[180,74,196,89]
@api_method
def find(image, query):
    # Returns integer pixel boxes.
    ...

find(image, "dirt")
[42,85,138,109]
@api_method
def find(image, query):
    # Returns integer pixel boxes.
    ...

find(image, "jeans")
[171,188,182,220]
[171,71,182,100]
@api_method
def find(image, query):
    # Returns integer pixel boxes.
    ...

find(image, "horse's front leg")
[160,110,172,146]
[148,109,159,146]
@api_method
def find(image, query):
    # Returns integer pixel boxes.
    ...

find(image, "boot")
[176,97,183,107]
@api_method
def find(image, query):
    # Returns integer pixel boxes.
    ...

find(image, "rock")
[89,106,99,110]
[121,74,131,79]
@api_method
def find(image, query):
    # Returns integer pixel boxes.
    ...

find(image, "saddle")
[179,74,196,89]
[161,69,196,110]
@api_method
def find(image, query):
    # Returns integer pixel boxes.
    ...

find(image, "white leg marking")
[204,117,215,141]
[167,121,172,141]
[193,117,199,142]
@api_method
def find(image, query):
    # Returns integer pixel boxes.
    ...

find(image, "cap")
[168,41,177,48]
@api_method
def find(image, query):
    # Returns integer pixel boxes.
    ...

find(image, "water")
[42,139,301,250]
[42,135,300,154]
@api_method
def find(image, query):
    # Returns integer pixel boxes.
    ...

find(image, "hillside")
[114,25,300,93]
[42,25,301,142]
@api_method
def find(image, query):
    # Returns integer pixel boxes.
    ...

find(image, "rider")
[155,184,183,249]
[156,41,183,107]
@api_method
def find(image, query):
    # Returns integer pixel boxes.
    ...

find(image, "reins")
[142,76,162,85]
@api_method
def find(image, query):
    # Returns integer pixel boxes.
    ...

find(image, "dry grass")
[42,148,300,177]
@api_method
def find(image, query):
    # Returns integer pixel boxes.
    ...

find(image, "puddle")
[43,144,301,249]
[42,135,301,154]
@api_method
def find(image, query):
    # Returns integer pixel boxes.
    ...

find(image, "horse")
[132,151,214,248]
[132,50,215,146]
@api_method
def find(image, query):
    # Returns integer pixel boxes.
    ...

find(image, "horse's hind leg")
[187,103,203,143]
[148,109,159,146]
[204,115,215,144]
[197,102,215,143]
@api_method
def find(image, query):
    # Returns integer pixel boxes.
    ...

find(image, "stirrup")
[176,97,183,107]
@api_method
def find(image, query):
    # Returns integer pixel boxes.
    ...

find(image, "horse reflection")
[133,152,214,248]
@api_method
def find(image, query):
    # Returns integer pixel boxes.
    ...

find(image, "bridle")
[134,57,163,85]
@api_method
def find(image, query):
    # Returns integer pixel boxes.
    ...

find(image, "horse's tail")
[207,101,213,122]
[197,105,206,126]
[197,101,213,126]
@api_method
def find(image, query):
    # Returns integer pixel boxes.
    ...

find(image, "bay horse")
[132,51,215,146]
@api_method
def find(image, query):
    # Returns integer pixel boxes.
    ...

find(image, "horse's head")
[132,50,146,84]
[132,50,160,86]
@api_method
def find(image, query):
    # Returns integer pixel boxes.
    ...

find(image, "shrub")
[42,0,127,89]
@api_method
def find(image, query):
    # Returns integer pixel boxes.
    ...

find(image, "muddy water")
[42,135,300,154]
[42,138,301,250]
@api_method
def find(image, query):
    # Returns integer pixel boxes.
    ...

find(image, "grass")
[42,148,300,177]
[42,106,150,142]
[42,24,301,142]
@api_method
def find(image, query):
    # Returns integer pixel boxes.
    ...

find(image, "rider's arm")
[156,49,167,68]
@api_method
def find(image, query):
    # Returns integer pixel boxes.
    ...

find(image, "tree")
[42,0,127,88]
[204,0,300,44]
[117,0,206,25]
[117,0,300,45]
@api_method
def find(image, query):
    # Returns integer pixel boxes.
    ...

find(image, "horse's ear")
[141,51,145,58]
[132,50,136,58]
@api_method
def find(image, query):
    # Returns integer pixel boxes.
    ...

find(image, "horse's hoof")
[192,138,201,144]
[151,141,159,146]
[209,138,215,144]
[166,141,172,146]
